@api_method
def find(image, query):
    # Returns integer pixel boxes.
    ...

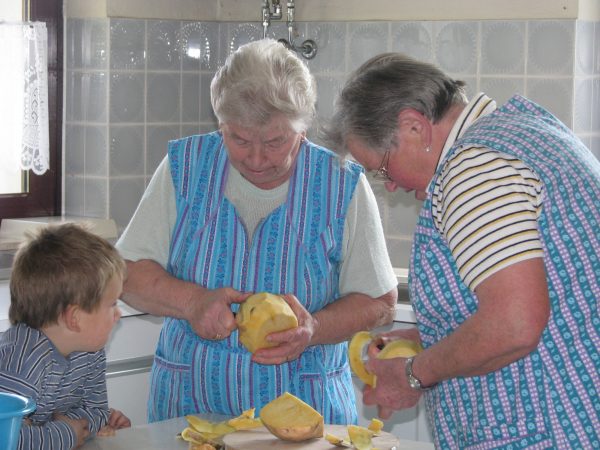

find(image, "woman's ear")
[62,304,82,333]
[398,109,431,147]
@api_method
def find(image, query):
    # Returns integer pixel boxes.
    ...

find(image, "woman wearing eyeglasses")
[115,39,398,424]
[324,53,599,449]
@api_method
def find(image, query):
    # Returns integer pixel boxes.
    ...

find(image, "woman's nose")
[246,143,267,165]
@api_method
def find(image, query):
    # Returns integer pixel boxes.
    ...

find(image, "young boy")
[0,223,131,449]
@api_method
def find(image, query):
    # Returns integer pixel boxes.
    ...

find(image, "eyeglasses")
[371,150,392,182]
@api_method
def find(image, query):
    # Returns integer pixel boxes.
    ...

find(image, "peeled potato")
[367,417,384,435]
[347,425,374,450]
[236,292,298,353]
[260,392,324,442]
[349,331,423,387]
[227,408,262,430]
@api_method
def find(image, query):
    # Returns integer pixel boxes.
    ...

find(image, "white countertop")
[80,415,434,450]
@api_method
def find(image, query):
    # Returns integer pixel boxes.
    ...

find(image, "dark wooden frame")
[0,0,62,222]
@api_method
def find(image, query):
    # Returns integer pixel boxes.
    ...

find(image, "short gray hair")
[323,53,467,155]
[211,38,316,132]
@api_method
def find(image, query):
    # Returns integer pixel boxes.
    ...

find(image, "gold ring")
[215,333,222,340]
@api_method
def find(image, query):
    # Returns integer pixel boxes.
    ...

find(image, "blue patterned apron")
[147,132,362,425]
[411,95,599,449]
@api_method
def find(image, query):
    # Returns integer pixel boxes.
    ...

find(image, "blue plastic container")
[0,392,36,450]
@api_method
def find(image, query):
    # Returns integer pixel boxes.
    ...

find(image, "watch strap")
[405,356,435,391]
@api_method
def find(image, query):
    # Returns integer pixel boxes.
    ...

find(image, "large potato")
[260,392,324,442]
[236,292,298,353]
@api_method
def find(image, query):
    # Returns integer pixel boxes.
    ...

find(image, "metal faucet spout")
[260,0,317,60]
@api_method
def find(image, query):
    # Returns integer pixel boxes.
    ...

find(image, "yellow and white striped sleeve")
[432,147,545,290]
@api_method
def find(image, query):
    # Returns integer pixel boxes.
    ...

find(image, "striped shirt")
[432,93,544,289]
[0,323,110,450]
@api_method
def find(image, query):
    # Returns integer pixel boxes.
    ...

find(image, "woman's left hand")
[251,294,315,365]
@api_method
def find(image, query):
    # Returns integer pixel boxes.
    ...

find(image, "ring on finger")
[214,333,222,340]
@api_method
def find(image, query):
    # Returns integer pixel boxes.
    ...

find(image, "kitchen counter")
[0,267,417,331]
[81,415,435,450]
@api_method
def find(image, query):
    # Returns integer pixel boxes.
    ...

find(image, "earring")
[425,146,431,152]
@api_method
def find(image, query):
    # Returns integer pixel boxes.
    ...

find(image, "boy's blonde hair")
[9,223,126,328]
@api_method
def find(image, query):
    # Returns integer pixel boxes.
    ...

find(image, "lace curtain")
[0,22,49,175]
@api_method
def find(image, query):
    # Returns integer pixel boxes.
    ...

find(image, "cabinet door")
[105,314,163,425]
[107,369,153,425]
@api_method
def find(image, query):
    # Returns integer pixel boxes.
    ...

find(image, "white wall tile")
[179,21,218,71]
[64,175,85,217]
[110,72,145,123]
[434,21,478,75]
[65,71,108,122]
[181,73,200,122]
[348,22,389,72]
[67,18,108,70]
[590,135,600,161]
[595,22,600,74]
[109,125,145,176]
[146,125,179,175]
[109,177,146,230]
[64,124,85,176]
[391,22,434,63]
[306,22,346,74]
[110,19,146,70]
[146,72,181,123]
[314,75,343,121]
[147,20,181,70]
[575,21,595,75]
[480,77,525,105]
[526,78,574,127]
[527,20,574,75]
[199,73,216,124]
[85,125,109,177]
[84,178,108,218]
[481,21,525,75]
[227,22,262,56]
[592,78,600,133]
[574,77,593,132]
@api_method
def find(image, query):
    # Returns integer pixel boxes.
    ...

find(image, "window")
[0,0,62,221]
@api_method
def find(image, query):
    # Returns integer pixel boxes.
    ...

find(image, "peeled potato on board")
[349,331,423,387]
[347,425,375,450]
[226,407,263,430]
[260,392,324,442]
[236,292,298,353]
[180,408,261,449]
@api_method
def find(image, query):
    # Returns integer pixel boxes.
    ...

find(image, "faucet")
[286,0,295,44]
[261,0,317,59]
[262,0,282,39]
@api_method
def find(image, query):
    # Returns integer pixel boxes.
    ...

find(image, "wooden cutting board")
[223,424,400,449]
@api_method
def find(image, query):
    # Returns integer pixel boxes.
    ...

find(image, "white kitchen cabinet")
[105,313,163,426]
[106,369,154,425]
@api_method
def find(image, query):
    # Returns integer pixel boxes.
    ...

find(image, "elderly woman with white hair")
[116,39,398,424]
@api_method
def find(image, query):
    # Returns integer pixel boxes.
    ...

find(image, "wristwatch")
[405,356,435,391]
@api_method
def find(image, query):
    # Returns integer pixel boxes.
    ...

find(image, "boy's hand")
[53,413,90,447]
[97,408,132,436]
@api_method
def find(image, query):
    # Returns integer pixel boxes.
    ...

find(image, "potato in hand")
[236,292,298,353]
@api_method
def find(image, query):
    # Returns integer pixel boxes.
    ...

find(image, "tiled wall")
[65,18,600,268]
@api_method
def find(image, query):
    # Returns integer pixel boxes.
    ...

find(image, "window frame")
[0,0,62,222]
